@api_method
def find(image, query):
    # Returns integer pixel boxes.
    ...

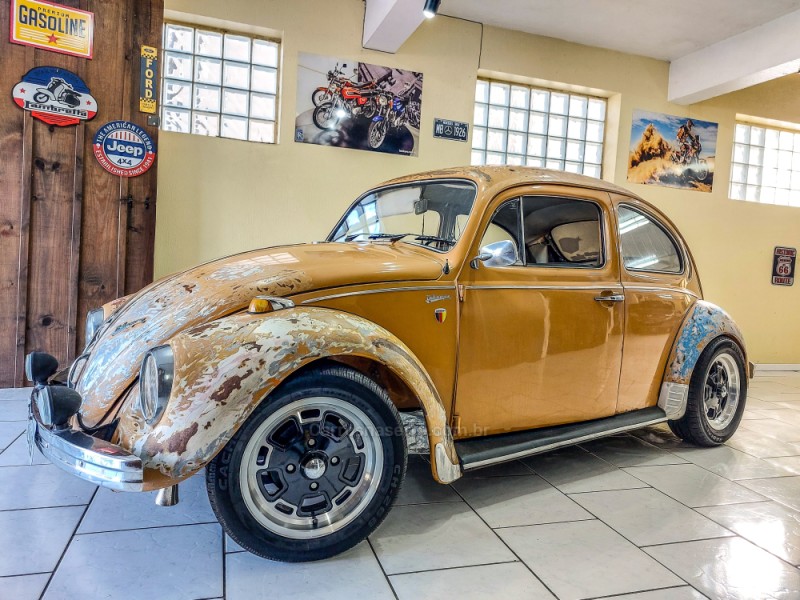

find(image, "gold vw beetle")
[27,166,749,561]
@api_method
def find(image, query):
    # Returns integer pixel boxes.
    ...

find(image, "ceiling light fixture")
[423,0,441,19]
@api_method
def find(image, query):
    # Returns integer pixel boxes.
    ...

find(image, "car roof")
[381,166,637,205]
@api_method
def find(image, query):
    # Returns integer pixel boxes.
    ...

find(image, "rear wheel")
[206,366,406,562]
[368,120,387,149]
[668,338,747,446]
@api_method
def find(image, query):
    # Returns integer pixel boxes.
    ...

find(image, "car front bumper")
[29,388,144,491]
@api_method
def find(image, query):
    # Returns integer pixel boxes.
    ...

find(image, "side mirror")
[470,240,519,269]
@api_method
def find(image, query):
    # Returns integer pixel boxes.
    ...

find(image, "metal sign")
[93,121,156,178]
[139,45,158,114]
[772,246,796,286]
[11,66,97,126]
[433,118,468,142]
[10,0,94,59]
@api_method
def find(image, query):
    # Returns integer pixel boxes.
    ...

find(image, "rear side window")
[618,206,682,273]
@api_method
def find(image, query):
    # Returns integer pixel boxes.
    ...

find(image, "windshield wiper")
[345,233,412,242]
[414,235,456,246]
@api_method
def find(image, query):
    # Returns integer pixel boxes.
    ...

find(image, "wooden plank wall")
[0,0,163,387]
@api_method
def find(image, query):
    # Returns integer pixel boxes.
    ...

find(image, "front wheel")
[668,338,747,446]
[312,102,338,130]
[693,159,709,181]
[206,365,407,562]
[368,120,387,149]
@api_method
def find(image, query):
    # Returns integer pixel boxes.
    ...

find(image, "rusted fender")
[663,300,747,386]
[101,294,132,320]
[116,307,460,486]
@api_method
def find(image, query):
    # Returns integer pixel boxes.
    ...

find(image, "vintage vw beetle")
[27,166,749,561]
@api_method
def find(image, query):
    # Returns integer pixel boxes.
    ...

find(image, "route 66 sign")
[772,246,796,286]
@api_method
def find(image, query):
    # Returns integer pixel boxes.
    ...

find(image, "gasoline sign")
[10,0,94,59]
[93,120,156,177]
[772,246,796,286]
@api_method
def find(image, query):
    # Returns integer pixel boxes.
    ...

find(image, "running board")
[456,407,667,471]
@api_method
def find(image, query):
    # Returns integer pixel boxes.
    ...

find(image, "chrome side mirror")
[470,240,519,269]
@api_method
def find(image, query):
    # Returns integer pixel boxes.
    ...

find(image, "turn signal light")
[248,297,275,314]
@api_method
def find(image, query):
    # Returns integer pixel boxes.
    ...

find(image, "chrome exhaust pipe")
[155,484,179,507]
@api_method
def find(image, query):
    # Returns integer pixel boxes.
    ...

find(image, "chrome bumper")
[30,398,144,491]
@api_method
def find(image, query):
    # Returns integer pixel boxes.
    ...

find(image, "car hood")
[76,242,445,423]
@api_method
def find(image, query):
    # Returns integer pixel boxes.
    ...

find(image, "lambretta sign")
[93,120,156,178]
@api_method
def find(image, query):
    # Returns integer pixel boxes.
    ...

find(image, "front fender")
[116,307,460,485]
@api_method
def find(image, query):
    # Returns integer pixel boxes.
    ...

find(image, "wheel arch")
[118,307,461,486]
[658,300,748,419]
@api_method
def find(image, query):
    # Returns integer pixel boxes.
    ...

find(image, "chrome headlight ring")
[138,345,174,424]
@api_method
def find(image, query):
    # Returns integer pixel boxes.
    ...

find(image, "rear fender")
[659,300,747,419]
[117,307,460,485]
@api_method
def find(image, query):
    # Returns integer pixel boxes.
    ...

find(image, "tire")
[668,338,747,446]
[206,365,407,562]
[312,89,330,106]
[33,92,49,103]
[694,159,709,181]
[312,102,338,130]
[361,99,377,120]
[368,120,387,149]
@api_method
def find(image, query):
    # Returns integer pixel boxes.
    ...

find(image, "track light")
[423,0,441,19]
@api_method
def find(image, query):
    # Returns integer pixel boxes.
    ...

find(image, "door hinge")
[450,413,461,435]
[457,284,465,302]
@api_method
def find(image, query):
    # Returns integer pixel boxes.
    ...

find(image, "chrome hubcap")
[239,397,383,540]
[703,353,740,431]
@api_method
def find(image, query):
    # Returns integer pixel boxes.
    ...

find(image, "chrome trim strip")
[31,404,144,491]
[434,443,462,483]
[301,286,456,305]
[623,286,700,300]
[464,284,623,291]
[461,416,668,470]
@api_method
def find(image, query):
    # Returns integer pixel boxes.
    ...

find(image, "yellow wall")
[156,0,800,364]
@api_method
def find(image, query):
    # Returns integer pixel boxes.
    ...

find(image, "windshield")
[329,180,477,252]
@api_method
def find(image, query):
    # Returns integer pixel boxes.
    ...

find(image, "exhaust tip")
[155,484,179,507]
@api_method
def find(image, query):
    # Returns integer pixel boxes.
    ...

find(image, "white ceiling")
[439,0,800,61]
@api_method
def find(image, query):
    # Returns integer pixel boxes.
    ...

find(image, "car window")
[522,196,603,267]
[618,206,682,273]
[479,199,524,265]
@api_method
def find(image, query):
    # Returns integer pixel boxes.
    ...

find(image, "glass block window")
[161,23,279,143]
[472,79,606,177]
[730,122,800,206]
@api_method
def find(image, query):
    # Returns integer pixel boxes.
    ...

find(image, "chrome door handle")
[594,294,625,302]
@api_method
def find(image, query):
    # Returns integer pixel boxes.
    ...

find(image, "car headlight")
[84,308,105,350]
[138,345,174,424]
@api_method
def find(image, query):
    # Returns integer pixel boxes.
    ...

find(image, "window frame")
[616,203,685,276]
[160,21,281,144]
[478,194,608,270]
[471,77,607,177]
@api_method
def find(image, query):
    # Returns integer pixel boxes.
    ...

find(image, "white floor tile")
[0,465,96,511]
[498,520,682,600]
[670,445,795,480]
[571,487,733,546]
[390,562,554,600]
[524,446,649,493]
[395,456,462,506]
[580,434,688,467]
[0,506,84,576]
[698,501,800,565]
[0,434,48,466]
[599,588,707,599]
[0,398,29,422]
[645,537,800,599]
[369,502,515,574]
[454,473,593,528]
[740,476,800,512]
[0,573,51,600]
[45,524,223,600]
[623,464,767,507]
[766,456,800,475]
[0,422,24,452]
[726,428,800,458]
[78,473,216,533]
[226,542,393,600]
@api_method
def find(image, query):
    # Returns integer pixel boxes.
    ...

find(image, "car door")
[453,185,624,438]
[610,195,697,413]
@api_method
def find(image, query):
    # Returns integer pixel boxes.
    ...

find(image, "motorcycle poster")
[627,109,718,192]
[295,52,422,157]
[11,66,97,126]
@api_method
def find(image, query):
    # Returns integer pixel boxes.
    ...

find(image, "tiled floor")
[3,372,800,599]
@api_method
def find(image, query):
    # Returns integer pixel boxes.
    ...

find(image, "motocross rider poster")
[294,52,423,156]
[628,110,718,192]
